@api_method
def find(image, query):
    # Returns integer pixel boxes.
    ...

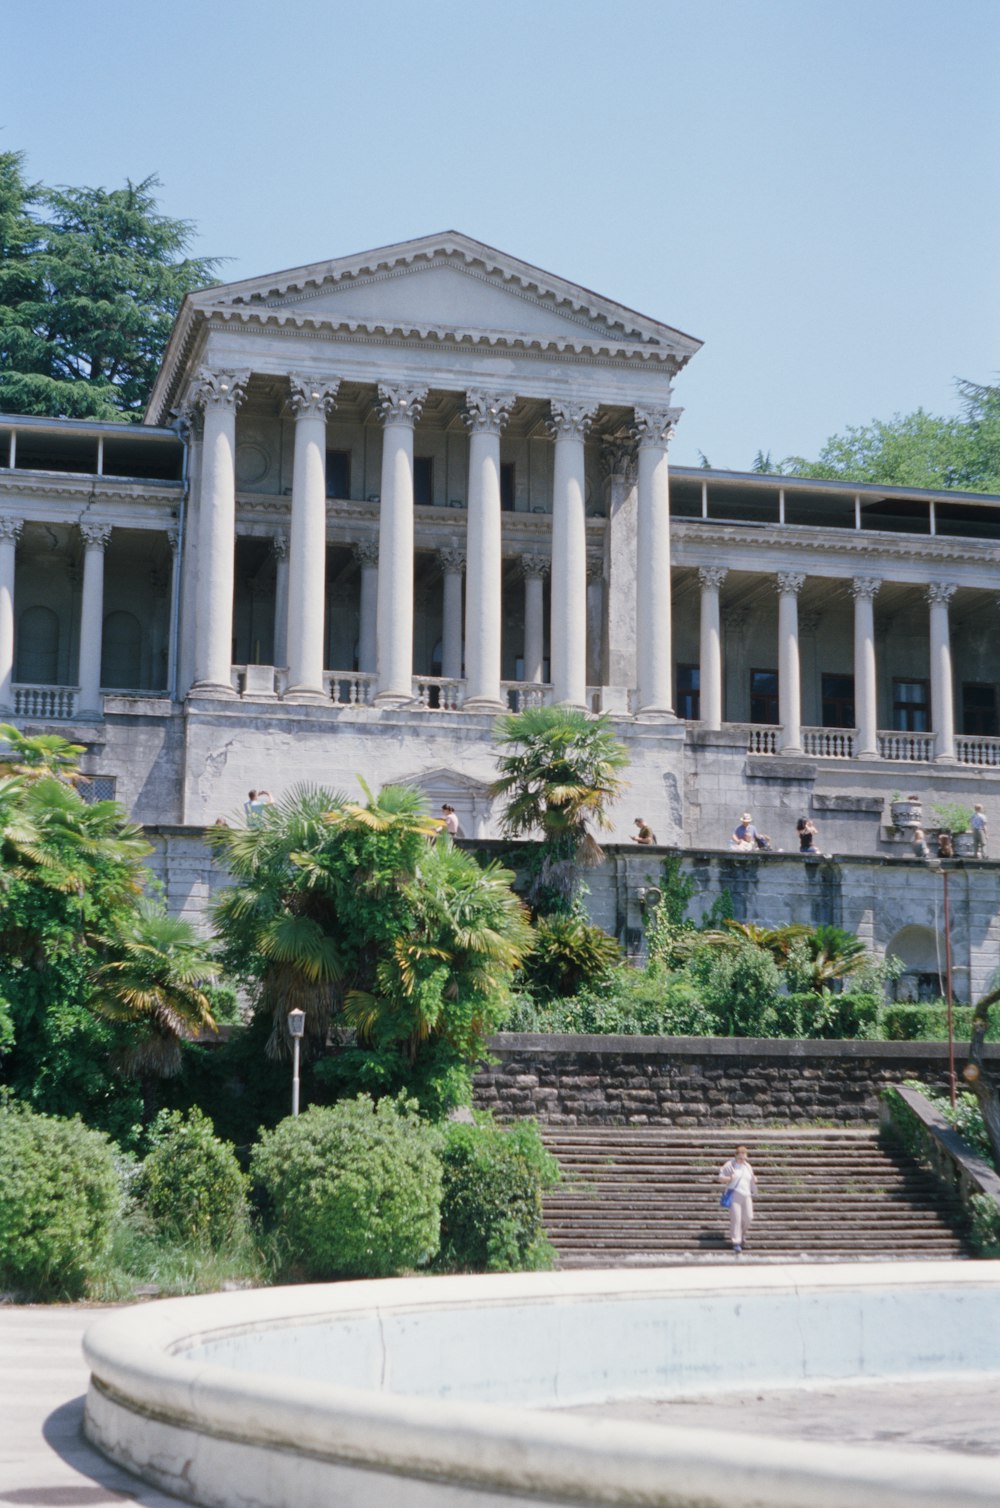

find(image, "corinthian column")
[464,390,515,708]
[375,384,427,704]
[272,533,289,668]
[0,517,23,713]
[78,523,112,717]
[634,405,682,715]
[438,548,466,682]
[520,555,549,685]
[549,401,596,707]
[775,571,805,753]
[353,540,378,675]
[190,368,250,693]
[927,582,957,763]
[286,376,340,698]
[851,577,881,758]
[698,566,728,730]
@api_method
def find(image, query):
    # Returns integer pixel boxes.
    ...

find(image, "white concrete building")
[2,232,999,857]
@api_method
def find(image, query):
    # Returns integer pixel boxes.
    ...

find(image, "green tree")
[0,158,219,419]
[491,706,629,914]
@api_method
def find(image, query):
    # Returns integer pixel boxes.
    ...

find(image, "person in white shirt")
[972,804,988,858]
[441,803,460,836]
[718,1144,758,1255]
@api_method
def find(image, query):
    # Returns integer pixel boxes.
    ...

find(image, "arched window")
[16,605,59,683]
[101,610,142,690]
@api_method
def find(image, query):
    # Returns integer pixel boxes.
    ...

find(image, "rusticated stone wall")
[473,1035,1000,1127]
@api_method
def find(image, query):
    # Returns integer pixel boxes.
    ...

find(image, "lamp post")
[287,1008,305,1116]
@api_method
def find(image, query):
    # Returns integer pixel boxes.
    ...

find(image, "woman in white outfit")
[718,1145,758,1254]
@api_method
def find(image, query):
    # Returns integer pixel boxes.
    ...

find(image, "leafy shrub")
[777,990,882,1040]
[251,1095,442,1279]
[437,1115,559,1272]
[881,1003,998,1042]
[502,969,715,1036]
[519,914,622,998]
[969,1193,1000,1256]
[930,802,973,836]
[689,940,781,1036]
[137,1107,249,1247]
[0,1100,120,1299]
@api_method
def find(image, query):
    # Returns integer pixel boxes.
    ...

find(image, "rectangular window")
[893,678,930,732]
[78,775,118,804]
[500,462,516,512]
[326,449,351,499]
[676,664,700,720]
[413,456,434,507]
[962,682,998,737]
[821,672,855,729]
[750,668,779,724]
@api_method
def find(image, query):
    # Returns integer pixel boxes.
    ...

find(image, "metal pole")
[292,1035,301,1117]
[943,866,956,1108]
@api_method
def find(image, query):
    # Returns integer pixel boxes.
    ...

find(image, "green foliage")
[502,969,715,1036]
[251,1096,443,1279]
[519,914,622,999]
[881,1003,996,1042]
[782,925,869,993]
[436,1115,558,1272]
[968,1193,1000,1257]
[775,990,882,1039]
[0,152,219,418]
[689,939,782,1036]
[930,802,974,835]
[137,1107,249,1247]
[0,1100,120,1298]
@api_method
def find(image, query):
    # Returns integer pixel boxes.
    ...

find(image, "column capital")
[800,611,823,637]
[80,523,112,550]
[0,517,24,543]
[438,547,466,574]
[464,390,516,435]
[288,374,341,419]
[353,539,379,569]
[189,368,251,412]
[547,400,597,440]
[724,606,750,634]
[775,571,806,596]
[170,402,202,441]
[698,565,728,592]
[587,553,603,584]
[519,553,550,581]
[600,435,638,482]
[272,532,290,563]
[633,405,683,449]
[926,581,957,606]
[377,384,427,427]
[851,575,882,600]
[167,527,180,555]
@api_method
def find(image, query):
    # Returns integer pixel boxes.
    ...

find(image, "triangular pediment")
[188,232,701,362]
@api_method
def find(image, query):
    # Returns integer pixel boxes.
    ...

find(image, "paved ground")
[566,1377,1000,1456]
[0,1305,184,1506]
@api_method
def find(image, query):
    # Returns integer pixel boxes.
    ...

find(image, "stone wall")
[473,1035,1000,1127]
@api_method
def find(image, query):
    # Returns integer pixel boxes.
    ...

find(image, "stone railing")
[878,729,936,762]
[412,675,464,710]
[881,1082,1000,1250]
[501,681,551,712]
[802,726,855,758]
[13,683,79,719]
[327,671,376,706]
[956,734,1000,768]
[734,722,779,754]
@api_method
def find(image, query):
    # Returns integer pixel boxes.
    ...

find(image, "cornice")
[0,472,182,508]
[234,493,607,544]
[672,519,1000,568]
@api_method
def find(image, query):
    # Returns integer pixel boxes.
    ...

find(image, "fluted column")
[851,576,881,758]
[549,401,596,707]
[927,582,957,763]
[190,369,250,693]
[438,548,466,682]
[286,377,339,698]
[464,390,515,708]
[520,555,549,685]
[775,571,805,753]
[0,517,23,713]
[353,541,379,675]
[375,385,427,704]
[272,534,289,668]
[78,523,112,717]
[698,566,728,730]
[634,405,682,715]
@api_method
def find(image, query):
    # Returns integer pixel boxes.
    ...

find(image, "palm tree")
[0,723,86,782]
[90,901,221,1102]
[491,706,629,913]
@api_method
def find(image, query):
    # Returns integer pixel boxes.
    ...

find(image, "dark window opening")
[677,664,700,720]
[962,682,998,737]
[893,678,930,732]
[326,449,351,499]
[750,668,778,724]
[821,672,855,729]
[414,456,433,507]
[500,462,516,512]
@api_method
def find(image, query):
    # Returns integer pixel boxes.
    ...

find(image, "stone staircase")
[541,1127,971,1265]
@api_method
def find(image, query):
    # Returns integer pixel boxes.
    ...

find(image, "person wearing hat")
[731,811,758,851]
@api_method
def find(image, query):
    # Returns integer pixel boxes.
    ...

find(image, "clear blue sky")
[3,0,997,467]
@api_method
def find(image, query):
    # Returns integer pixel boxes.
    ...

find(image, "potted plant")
[889,792,923,830]
[931,801,975,856]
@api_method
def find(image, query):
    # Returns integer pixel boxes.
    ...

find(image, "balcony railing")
[13,684,79,719]
[956,734,1000,768]
[877,730,936,762]
[802,727,855,759]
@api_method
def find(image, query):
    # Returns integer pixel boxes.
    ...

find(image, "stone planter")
[953,831,976,857]
[890,796,923,830]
